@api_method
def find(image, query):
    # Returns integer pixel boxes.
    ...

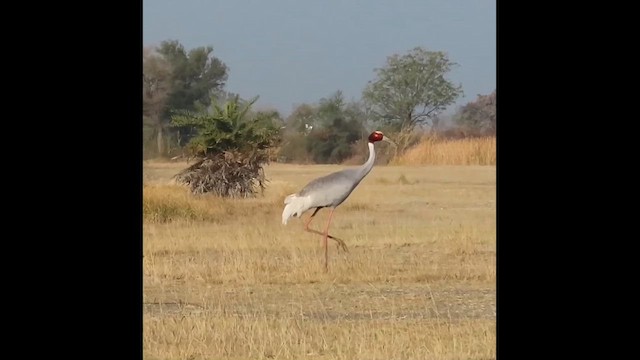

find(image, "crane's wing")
[298,169,360,207]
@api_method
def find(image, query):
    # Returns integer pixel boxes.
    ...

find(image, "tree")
[305,117,363,164]
[276,104,316,163]
[278,92,369,164]
[285,103,316,135]
[305,91,366,163]
[143,47,173,156]
[362,47,463,133]
[157,40,229,150]
[158,40,228,112]
[170,96,281,197]
[454,90,496,136]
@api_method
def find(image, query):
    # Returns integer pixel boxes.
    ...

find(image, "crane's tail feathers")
[282,194,312,225]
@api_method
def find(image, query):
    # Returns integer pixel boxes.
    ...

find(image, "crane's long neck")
[356,142,376,181]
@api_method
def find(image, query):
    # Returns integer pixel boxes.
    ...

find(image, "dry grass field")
[143,158,496,359]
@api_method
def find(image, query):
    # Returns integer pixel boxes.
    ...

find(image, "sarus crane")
[281,130,387,270]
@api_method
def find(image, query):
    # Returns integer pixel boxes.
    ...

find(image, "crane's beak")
[382,137,397,147]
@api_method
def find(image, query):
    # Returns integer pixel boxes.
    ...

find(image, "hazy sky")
[143,0,495,117]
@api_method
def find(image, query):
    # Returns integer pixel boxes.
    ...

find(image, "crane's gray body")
[298,167,366,208]
[282,142,376,224]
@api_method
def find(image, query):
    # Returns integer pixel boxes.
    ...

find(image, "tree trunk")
[404,112,413,132]
[430,116,441,135]
[157,125,164,156]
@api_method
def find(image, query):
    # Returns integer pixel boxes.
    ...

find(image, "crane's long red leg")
[304,207,322,231]
[304,208,348,252]
[323,208,336,271]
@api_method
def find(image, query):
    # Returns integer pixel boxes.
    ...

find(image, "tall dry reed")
[392,136,496,166]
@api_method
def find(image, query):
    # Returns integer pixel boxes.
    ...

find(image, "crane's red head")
[368,131,384,143]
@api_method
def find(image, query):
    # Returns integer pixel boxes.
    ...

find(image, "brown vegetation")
[392,136,496,166]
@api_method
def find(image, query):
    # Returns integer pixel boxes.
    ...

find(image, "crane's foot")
[304,227,349,253]
[331,237,349,253]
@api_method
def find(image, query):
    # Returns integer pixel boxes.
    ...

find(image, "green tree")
[143,47,173,156]
[157,40,229,151]
[170,96,281,197]
[306,91,366,163]
[363,47,463,133]
[276,104,316,163]
[286,103,316,134]
[278,92,369,164]
[305,117,363,163]
[158,40,228,112]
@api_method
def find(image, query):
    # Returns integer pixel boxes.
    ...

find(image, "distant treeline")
[143,40,495,164]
